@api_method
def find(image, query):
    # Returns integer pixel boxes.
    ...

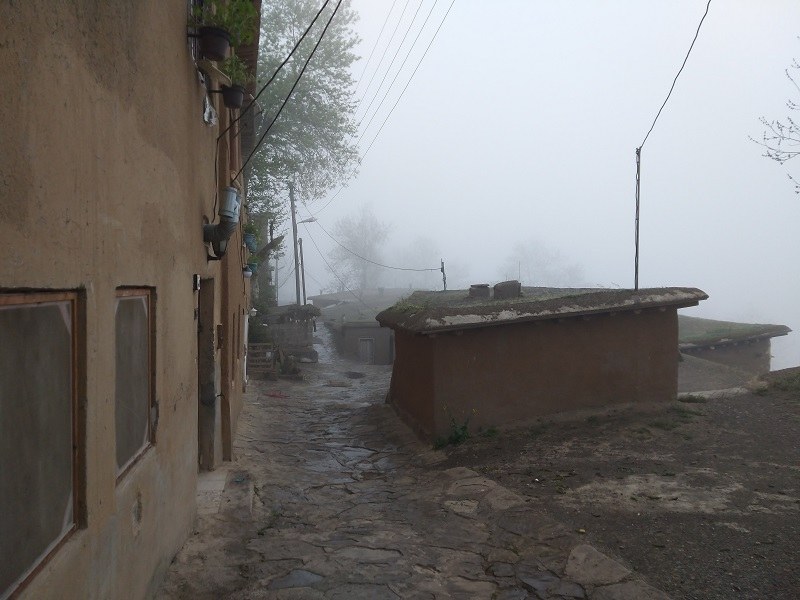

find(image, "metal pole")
[634,147,641,290]
[289,181,302,305]
[441,259,447,291]
[299,238,307,305]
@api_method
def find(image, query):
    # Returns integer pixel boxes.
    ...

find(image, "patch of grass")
[648,419,679,431]
[678,394,708,404]
[434,417,471,448]
[392,298,429,314]
[669,404,704,422]
[480,426,499,438]
[770,373,800,394]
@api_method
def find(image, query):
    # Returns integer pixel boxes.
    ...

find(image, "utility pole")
[634,147,641,290]
[289,181,302,305]
[298,238,307,305]
[440,259,447,291]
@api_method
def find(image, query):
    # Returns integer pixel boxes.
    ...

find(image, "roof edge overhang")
[379,295,706,337]
[680,326,792,350]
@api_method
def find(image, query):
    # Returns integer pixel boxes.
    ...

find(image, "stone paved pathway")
[158,353,670,599]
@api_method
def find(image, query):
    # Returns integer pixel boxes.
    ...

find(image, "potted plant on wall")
[243,221,259,253]
[218,55,254,109]
[246,255,260,276]
[191,0,259,61]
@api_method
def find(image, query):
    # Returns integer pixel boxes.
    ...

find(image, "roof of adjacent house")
[376,286,708,335]
[678,315,791,349]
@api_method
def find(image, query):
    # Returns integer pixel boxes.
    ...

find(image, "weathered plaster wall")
[390,310,679,440]
[339,324,394,364]
[682,338,772,374]
[1,2,249,598]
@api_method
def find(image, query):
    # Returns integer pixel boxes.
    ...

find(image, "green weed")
[678,394,707,404]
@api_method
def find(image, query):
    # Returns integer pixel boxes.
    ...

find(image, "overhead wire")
[634,0,712,289]
[210,1,330,218]
[356,0,427,126]
[354,0,413,111]
[222,0,331,142]
[312,0,456,216]
[639,0,712,149]
[359,0,456,162]
[355,0,440,149]
[352,0,399,96]
[232,0,344,184]
[311,218,439,272]
[302,224,367,307]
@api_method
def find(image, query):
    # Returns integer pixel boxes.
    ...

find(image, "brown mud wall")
[391,311,678,440]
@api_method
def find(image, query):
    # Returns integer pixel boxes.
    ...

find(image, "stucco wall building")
[1,3,258,598]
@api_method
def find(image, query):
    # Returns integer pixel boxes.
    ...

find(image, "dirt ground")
[439,371,800,600]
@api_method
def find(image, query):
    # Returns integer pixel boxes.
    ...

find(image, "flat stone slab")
[564,544,631,586]
[267,569,324,590]
[158,361,671,600]
[592,580,672,600]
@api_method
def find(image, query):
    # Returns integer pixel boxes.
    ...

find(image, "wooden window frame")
[0,291,82,598]
[114,288,156,482]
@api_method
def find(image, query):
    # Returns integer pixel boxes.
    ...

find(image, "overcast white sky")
[280,0,800,368]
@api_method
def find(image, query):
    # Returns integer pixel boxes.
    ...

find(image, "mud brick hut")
[376,283,707,440]
[678,315,791,374]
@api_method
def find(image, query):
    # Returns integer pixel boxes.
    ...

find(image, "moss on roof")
[377,286,707,334]
[678,315,791,348]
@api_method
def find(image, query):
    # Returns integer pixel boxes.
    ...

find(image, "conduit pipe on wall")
[203,186,241,259]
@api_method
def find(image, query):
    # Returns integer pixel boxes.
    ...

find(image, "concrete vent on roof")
[469,284,490,299]
[494,280,522,300]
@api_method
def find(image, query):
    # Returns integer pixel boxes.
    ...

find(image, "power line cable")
[356,0,426,126]
[302,225,367,307]
[639,0,712,149]
[277,264,296,290]
[312,0,456,216]
[634,0,711,290]
[360,0,456,161]
[221,0,331,142]
[355,0,439,148]
[352,0,399,96]
[232,0,344,184]
[312,218,439,272]
[211,1,329,217]
[354,0,413,110]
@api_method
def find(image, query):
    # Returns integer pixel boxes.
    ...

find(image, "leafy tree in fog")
[247,0,361,222]
[327,206,389,292]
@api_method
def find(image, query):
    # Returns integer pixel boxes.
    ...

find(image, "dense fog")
[277,0,799,369]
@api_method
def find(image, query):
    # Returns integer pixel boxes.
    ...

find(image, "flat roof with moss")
[678,315,791,349]
[377,286,707,334]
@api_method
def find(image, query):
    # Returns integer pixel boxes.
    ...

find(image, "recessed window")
[0,292,79,597]
[115,289,155,478]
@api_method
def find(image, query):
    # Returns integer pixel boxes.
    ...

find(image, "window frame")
[114,287,156,482]
[0,291,81,598]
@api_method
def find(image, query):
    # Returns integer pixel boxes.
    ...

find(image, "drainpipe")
[203,186,241,259]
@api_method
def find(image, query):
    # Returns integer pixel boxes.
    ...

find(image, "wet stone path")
[158,356,670,599]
